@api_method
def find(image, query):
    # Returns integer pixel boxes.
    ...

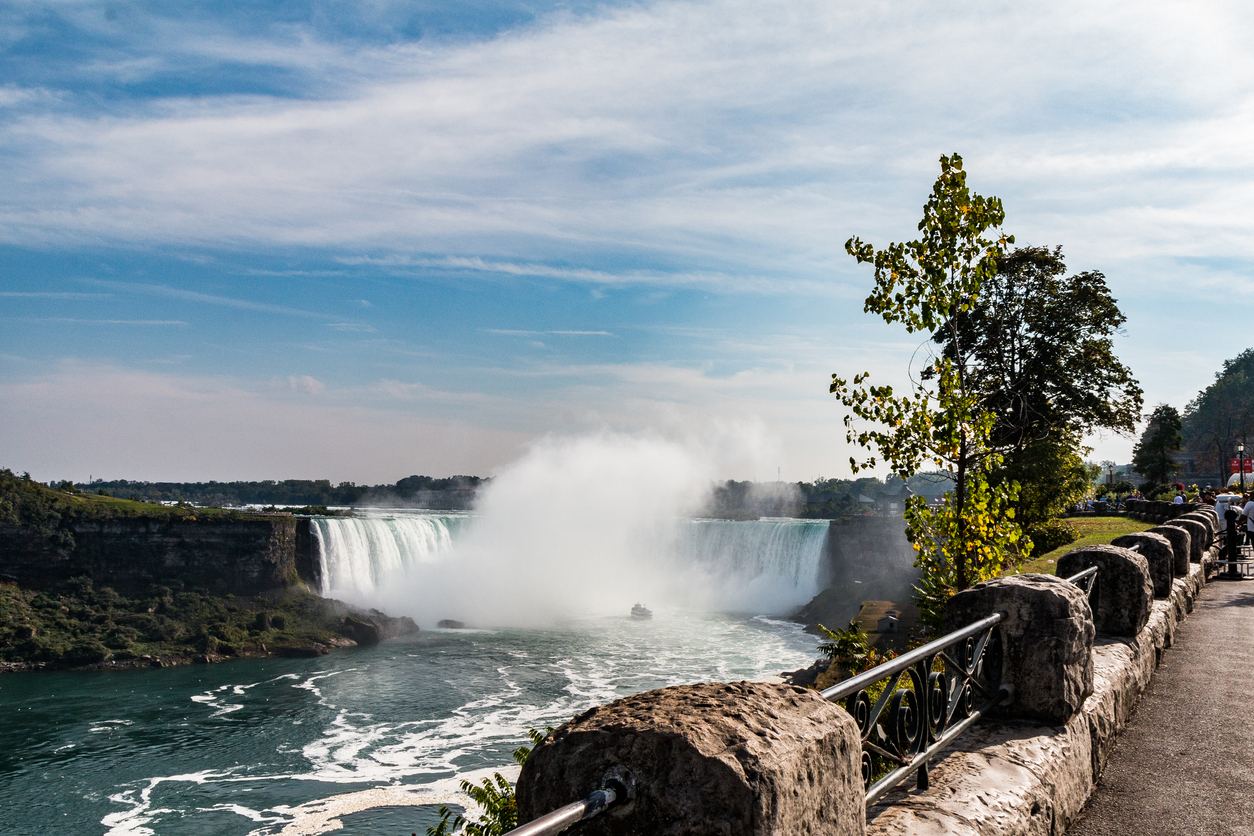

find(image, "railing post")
[944,575,1094,724]
[1111,532,1175,597]
[1057,545,1153,636]
[516,681,867,836]
[1148,525,1192,576]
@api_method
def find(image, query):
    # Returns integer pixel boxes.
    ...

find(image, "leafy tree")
[1132,404,1183,487]
[933,246,1142,525]
[1004,431,1093,525]
[1182,348,1254,486]
[831,154,1024,625]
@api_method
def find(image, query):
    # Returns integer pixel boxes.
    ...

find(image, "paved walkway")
[1068,577,1254,836]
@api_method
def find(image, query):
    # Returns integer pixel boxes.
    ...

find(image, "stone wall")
[517,534,1221,835]
[0,515,300,594]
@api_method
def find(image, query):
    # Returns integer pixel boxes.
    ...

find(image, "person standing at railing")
[1242,494,1254,548]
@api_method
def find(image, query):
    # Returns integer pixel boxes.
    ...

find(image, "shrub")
[1024,519,1078,554]
[63,638,110,665]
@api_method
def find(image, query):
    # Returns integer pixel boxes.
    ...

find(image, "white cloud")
[270,374,326,395]
[1,0,1251,294]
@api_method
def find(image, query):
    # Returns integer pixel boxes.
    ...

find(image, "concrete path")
[1067,577,1254,836]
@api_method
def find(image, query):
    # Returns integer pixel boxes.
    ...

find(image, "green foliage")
[999,432,1094,526]
[0,580,355,667]
[427,729,548,836]
[929,245,1141,529]
[1023,519,1078,554]
[1183,348,1254,486]
[832,154,1025,622]
[1132,404,1183,486]
[816,620,872,669]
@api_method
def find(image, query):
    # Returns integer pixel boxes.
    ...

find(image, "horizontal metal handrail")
[505,789,616,836]
[821,612,1003,703]
[1063,565,1098,585]
[503,768,633,836]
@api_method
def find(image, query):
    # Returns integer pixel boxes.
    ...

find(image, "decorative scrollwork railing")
[820,613,1008,806]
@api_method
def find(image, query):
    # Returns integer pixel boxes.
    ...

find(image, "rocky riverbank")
[0,469,418,672]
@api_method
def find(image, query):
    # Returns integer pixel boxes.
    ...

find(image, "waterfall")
[666,518,828,613]
[309,513,471,598]
[310,512,828,618]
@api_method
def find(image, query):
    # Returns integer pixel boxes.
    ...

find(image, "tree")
[1132,404,1183,488]
[831,154,1024,625]
[1182,349,1254,486]
[933,246,1143,525]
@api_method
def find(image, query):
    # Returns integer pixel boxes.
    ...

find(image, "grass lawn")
[1012,516,1155,577]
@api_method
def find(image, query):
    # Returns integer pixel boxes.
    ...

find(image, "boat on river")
[631,603,652,620]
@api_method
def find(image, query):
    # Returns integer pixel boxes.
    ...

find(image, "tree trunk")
[955,435,969,590]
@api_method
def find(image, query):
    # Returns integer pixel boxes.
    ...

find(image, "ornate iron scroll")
[820,613,1006,806]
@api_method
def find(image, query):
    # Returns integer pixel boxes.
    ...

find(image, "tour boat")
[631,603,652,620]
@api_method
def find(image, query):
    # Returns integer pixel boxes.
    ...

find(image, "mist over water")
[312,433,828,626]
[4,432,832,836]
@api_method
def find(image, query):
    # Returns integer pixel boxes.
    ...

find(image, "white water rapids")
[309,511,829,624]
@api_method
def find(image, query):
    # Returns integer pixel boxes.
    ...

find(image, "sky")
[1,0,1251,484]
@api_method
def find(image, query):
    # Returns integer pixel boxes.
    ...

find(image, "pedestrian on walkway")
[1243,493,1254,548]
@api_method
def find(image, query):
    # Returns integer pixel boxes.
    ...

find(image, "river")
[1,510,826,836]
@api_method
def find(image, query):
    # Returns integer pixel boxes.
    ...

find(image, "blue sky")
[1,0,1251,483]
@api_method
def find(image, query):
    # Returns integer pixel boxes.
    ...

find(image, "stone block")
[943,574,1093,724]
[1180,510,1217,539]
[1057,545,1153,636]
[1148,525,1191,575]
[1168,516,1212,555]
[516,681,865,836]
[1111,532,1175,597]
[1162,519,1207,563]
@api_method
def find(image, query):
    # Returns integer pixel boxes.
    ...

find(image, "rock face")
[1111,532,1175,597]
[1057,545,1153,637]
[1149,525,1191,576]
[0,516,299,593]
[516,681,865,836]
[944,574,1094,724]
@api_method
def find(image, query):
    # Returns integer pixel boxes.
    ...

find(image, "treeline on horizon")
[65,472,949,518]
[72,474,486,510]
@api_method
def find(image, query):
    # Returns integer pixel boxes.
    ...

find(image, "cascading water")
[311,510,828,619]
[666,518,829,613]
[309,511,472,598]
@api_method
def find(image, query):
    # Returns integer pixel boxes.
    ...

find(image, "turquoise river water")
[0,611,817,836]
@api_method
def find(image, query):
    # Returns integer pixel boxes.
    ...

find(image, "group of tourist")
[1205,491,1254,546]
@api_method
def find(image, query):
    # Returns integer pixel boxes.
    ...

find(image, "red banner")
[1231,458,1253,474]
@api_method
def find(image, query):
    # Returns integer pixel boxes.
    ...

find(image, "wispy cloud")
[16,317,188,325]
[82,279,326,318]
[2,0,1249,293]
[0,291,111,299]
[485,329,614,337]
[328,322,377,332]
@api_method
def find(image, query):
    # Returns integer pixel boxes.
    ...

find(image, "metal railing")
[820,613,1008,806]
[501,768,633,836]
[506,566,1103,828]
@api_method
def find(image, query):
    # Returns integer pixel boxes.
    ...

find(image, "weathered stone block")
[1148,525,1191,575]
[1111,532,1174,597]
[1179,511,1217,541]
[516,681,865,836]
[1163,518,1207,562]
[944,574,1093,724]
[1057,545,1153,637]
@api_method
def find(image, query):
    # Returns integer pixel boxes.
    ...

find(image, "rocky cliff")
[0,515,302,594]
